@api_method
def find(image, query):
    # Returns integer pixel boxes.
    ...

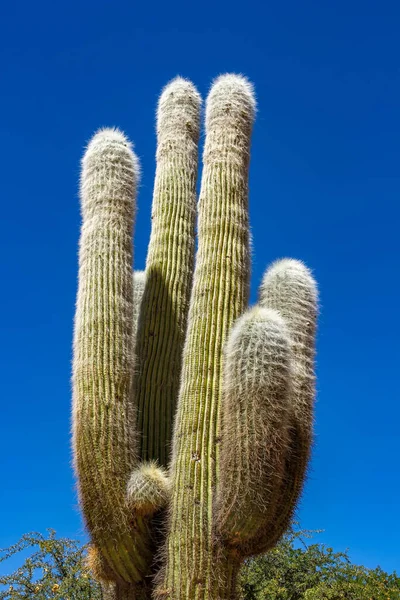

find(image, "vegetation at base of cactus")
[2,528,398,600]
[0,530,101,599]
[72,74,318,599]
[240,527,400,600]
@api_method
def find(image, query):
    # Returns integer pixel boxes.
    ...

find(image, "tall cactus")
[72,74,318,600]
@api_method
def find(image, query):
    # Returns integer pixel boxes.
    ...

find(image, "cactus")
[72,75,318,600]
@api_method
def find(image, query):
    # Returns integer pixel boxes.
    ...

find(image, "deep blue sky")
[1,0,399,576]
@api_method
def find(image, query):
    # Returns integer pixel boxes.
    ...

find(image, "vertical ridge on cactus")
[254,258,318,553]
[158,73,255,600]
[134,78,201,466]
[73,128,153,585]
[72,77,318,600]
[216,307,292,548]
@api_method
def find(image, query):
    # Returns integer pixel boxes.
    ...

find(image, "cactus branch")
[72,129,152,584]
[158,74,256,599]
[253,258,318,553]
[216,307,292,550]
[134,78,201,466]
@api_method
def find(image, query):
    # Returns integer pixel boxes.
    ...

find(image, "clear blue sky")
[1,0,399,576]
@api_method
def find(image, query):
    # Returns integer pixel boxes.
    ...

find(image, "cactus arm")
[246,421,306,556]
[157,75,255,599]
[250,258,318,554]
[216,307,292,549]
[216,259,317,557]
[134,78,201,465]
[72,129,152,584]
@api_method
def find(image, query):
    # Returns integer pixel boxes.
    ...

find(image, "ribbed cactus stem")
[217,307,292,549]
[101,582,149,600]
[134,78,201,465]
[158,75,255,599]
[72,129,152,584]
[87,545,115,583]
[255,258,318,552]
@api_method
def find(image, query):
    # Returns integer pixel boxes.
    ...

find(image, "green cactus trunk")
[156,76,253,599]
[72,75,318,600]
[134,79,200,466]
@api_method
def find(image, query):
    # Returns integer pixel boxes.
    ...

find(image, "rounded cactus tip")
[227,306,289,351]
[157,77,202,137]
[243,305,285,325]
[86,127,132,151]
[261,258,319,303]
[158,76,202,115]
[207,73,257,122]
[127,462,170,516]
[83,127,141,181]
